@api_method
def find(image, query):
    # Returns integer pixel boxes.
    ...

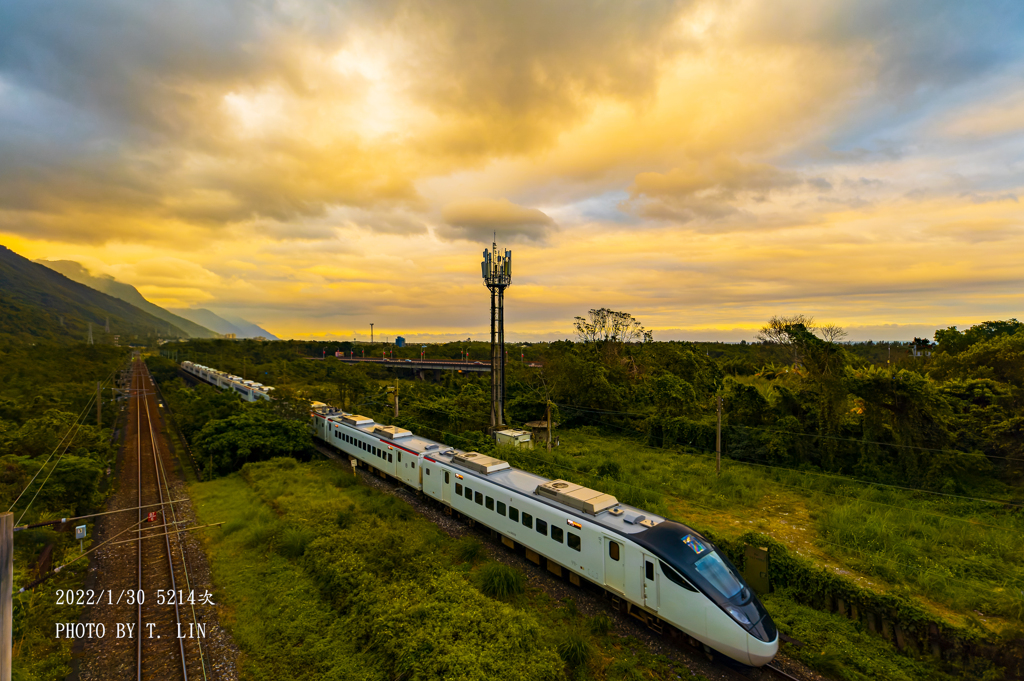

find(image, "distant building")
[395,336,406,347]
[254,336,267,341]
[223,333,236,340]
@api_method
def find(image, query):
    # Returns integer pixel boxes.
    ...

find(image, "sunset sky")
[2,0,1023,342]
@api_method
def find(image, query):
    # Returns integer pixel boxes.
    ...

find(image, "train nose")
[747,633,779,667]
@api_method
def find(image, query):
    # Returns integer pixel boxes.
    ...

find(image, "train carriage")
[310,402,778,666]
[180,360,777,666]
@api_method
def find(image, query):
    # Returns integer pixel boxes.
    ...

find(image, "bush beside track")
[190,458,711,681]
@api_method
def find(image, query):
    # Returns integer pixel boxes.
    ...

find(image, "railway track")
[130,357,204,680]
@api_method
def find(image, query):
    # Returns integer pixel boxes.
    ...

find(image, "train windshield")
[694,552,743,598]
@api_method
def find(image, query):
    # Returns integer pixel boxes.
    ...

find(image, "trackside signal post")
[482,241,512,433]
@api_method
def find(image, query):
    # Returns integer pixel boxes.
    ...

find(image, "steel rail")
[140,360,190,681]
[135,359,143,679]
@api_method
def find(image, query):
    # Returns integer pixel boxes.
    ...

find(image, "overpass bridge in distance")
[311,357,542,379]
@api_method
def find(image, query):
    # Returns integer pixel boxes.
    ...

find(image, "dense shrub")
[475,563,525,599]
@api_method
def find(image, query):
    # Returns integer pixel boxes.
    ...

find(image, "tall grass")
[475,563,526,599]
[499,431,1024,623]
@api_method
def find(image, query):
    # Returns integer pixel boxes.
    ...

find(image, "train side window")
[388,453,393,463]
[659,560,698,592]
[456,483,463,495]
[465,487,473,499]
[411,462,415,469]
[426,467,430,475]
[398,452,402,463]
[568,533,581,551]
[509,507,519,522]
[645,560,654,581]
[522,512,533,529]
[497,502,506,516]
[485,496,494,511]
[536,519,547,535]
[609,541,620,561]
[551,526,563,543]
[445,472,450,484]
[474,492,482,505]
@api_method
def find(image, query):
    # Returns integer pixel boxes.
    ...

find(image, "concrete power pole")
[97,382,102,428]
[546,400,553,453]
[1,511,12,681]
[370,323,374,344]
[393,382,399,418]
[716,396,722,478]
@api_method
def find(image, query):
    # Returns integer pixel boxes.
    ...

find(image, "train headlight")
[724,604,751,626]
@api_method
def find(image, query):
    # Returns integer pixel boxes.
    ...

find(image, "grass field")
[189,458,712,681]
[493,429,1024,633]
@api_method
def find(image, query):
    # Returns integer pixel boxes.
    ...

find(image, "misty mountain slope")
[168,308,279,340]
[37,260,217,338]
[0,245,188,341]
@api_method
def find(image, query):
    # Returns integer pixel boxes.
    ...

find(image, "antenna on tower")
[481,238,512,434]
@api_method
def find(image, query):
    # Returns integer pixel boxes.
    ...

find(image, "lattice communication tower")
[481,241,512,432]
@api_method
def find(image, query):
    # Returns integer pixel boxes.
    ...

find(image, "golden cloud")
[439,198,556,242]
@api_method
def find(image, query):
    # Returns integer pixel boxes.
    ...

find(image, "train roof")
[320,407,664,535]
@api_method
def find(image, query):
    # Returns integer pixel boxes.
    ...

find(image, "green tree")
[193,407,315,476]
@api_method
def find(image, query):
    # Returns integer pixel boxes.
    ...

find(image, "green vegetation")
[165,314,1024,676]
[475,562,527,598]
[146,355,315,478]
[763,591,1003,681]
[0,244,188,343]
[192,458,708,681]
[0,340,128,678]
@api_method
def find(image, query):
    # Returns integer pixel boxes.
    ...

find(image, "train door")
[604,537,625,594]
[441,470,452,505]
[642,552,660,611]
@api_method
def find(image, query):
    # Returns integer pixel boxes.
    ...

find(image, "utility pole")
[393,382,399,418]
[1,511,12,681]
[716,396,722,478]
[370,323,374,344]
[546,400,553,453]
[96,382,102,428]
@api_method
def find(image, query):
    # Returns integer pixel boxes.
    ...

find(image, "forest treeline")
[160,314,1023,498]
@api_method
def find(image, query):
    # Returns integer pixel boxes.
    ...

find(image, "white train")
[180,361,274,402]
[178,360,777,666]
[311,405,779,667]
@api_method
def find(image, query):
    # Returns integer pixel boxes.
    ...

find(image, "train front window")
[694,552,743,598]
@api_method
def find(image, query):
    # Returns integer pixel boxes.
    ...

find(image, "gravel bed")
[71,368,241,681]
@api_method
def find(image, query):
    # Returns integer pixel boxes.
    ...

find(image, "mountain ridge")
[0,245,189,342]
[37,260,217,338]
